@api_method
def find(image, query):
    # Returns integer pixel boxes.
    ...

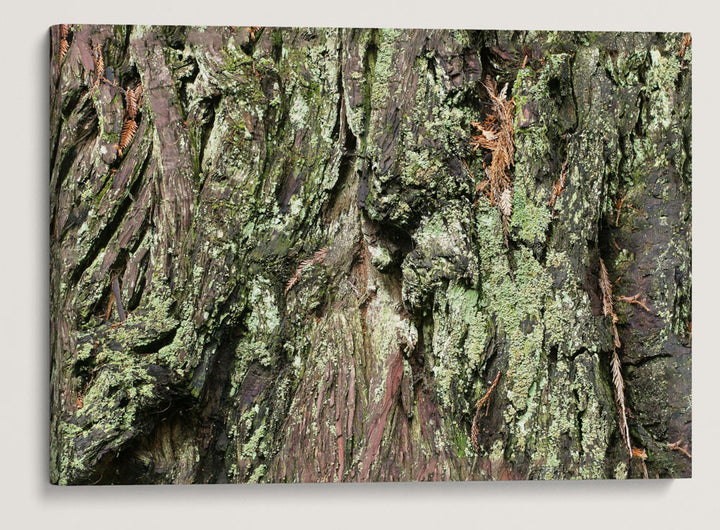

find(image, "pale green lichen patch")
[510,180,552,244]
[429,283,488,416]
[364,29,478,228]
[402,205,479,312]
[645,48,684,130]
[473,189,616,476]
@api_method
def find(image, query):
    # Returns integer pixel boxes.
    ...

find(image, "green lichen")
[511,180,552,244]
[429,283,487,416]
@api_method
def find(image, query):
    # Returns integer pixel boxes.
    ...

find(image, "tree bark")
[50,25,691,484]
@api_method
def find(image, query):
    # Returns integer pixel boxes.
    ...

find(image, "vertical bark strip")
[50,26,691,484]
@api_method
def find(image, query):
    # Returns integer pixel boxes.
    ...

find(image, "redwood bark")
[50,26,691,484]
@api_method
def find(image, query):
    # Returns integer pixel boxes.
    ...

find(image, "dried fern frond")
[59,39,69,66]
[125,87,139,121]
[498,187,513,246]
[611,350,632,457]
[471,371,501,451]
[132,83,143,105]
[600,257,632,457]
[58,25,71,66]
[115,83,144,158]
[598,259,615,318]
[599,257,622,348]
[248,26,261,40]
[92,42,104,90]
[470,117,500,153]
[124,83,143,121]
[285,247,329,295]
[117,118,138,158]
[598,258,612,316]
[470,79,516,207]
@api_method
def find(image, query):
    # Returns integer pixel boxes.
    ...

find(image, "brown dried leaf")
[631,446,647,460]
[548,159,568,211]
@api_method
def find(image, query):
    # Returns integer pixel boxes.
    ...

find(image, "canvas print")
[49,25,691,484]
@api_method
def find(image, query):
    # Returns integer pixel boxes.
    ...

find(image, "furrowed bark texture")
[50,26,691,484]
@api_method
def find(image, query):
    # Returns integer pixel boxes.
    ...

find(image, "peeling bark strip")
[50,26,691,484]
[111,276,126,322]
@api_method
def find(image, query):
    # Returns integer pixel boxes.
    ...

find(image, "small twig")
[346,279,361,298]
[471,371,502,451]
[105,293,114,322]
[668,439,692,459]
[475,178,490,197]
[618,292,651,313]
[615,195,626,227]
[461,158,476,182]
